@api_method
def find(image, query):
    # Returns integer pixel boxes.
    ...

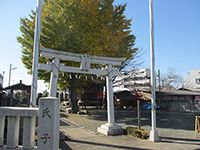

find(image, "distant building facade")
[157,89,200,112]
[113,68,151,92]
[184,69,200,91]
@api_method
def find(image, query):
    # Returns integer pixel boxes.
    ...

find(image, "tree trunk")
[69,74,78,113]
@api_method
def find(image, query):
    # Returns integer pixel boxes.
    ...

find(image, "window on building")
[195,78,200,84]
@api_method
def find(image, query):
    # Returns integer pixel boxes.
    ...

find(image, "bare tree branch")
[160,67,184,90]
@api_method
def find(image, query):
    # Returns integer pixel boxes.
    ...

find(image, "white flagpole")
[149,0,160,142]
[30,0,44,107]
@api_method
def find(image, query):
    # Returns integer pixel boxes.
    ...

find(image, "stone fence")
[0,97,60,150]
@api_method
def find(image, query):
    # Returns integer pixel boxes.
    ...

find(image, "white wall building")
[184,69,200,90]
[113,68,151,92]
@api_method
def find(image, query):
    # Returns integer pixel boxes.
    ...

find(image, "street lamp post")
[8,64,17,87]
[149,0,160,142]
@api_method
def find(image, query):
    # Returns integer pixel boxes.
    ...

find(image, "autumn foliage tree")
[17,0,137,112]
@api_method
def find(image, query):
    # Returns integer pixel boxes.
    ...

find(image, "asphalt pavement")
[59,109,200,150]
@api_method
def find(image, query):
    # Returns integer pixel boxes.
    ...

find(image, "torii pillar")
[97,64,123,135]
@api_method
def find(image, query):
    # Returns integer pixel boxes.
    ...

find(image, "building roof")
[113,87,151,101]
[113,87,130,93]
[3,80,31,91]
[178,87,200,92]
[158,89,200,96]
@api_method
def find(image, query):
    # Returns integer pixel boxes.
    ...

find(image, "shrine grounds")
[59,108,200,150]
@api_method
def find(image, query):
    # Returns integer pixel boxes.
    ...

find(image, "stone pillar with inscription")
[38,97,60,150]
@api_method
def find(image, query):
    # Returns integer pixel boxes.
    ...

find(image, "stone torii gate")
[39,48,125,135]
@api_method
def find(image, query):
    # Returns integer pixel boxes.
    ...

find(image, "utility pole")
[30,0,44,106]
[8,64,17,87]
[149,0,160,142]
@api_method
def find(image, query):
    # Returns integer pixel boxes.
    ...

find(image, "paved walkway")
[59,117,200,150]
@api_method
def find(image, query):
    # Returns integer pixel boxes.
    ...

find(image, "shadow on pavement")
[68,139,152,150]
[161,136,200,146]
[60,119,71,126]
[59,141,73,150]
[59,130,73,150]
[59,131,151,150]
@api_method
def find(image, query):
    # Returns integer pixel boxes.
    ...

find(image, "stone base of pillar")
[149,130,160,142]
[97,123,123,136]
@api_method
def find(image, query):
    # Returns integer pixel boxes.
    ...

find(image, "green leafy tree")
[17,0,137,112]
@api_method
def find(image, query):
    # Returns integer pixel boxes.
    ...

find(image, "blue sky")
[0,0,200,91]
[115,0,200,76]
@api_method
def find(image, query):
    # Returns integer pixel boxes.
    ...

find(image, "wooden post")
[195,116,200,138]
[137,100,141,129]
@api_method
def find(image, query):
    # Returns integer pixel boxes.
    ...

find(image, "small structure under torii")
[39,47,126,135]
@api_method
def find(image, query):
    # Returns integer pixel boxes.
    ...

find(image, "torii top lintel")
[40,48,126,66]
